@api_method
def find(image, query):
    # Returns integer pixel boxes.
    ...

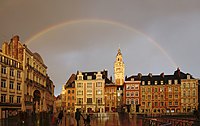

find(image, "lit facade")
[124,76,140,113]
[114,48,125,85]
[75,70,107,113]
[105,79,117,112]
[0,35,54,119]
[65,74,76,112]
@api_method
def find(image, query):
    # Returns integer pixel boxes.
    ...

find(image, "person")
[69,113,75,126]
[86,114,91,126]
[75,108,81,126]
[57,110,63,124]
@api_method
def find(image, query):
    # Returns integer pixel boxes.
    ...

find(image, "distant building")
[126,68,198,114]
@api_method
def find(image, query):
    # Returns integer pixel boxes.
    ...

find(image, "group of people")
[56,108,90,126]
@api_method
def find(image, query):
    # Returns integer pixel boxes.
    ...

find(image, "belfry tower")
[114,48,125,85]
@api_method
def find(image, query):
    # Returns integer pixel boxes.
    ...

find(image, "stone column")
[35,101,38,113]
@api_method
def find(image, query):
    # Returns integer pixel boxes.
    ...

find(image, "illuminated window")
[87,83,92,88]
[77,83,83,88]
[87,76,92,80]
[96,90,102,95]
[17,83,21,90]
[77,90,83,95]
[96,82,102,87]
[17,96,21,103]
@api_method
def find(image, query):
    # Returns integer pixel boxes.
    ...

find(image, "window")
[126,99,130,104]
[174,80,178,84]
[168,80,172,84]
[142,95,145,100]
[9,81,14,89]
[168,87,172,92]
[10,69,14,77]
[17,71,21,78]
[126,85,130,90]
[131,85,134,90]
[148,81,151,85]
[87,83,92,88]
[68,90,70,94]
[1,94,6,102]
[193,83,196,88]
[87,76,92,80]
[1,66,6,74]
[87,90,92,96]
[87,98,92,104]
[96,82,102,87]
[160,87,164,92]
[72,96,74,100]
[68,96,70,100]
[175,101,178,106]
[193,90,196,96]
[72,103,74,106]
[126,92,130,97]
[135,99,139,104]
[174,87,178,91]
[131,99,134,104]
[148,88,151,92]
[131,92,134,97]
[17,83,21,90]
[169,101,172,106]
[155,102,158,107]
[77,90,83,95]
[169,94,173,98]
[155,88,158,92]
[148,95,151,99]
[135,92,139,97]
[77,98,83,104]
[161,81,163,85]
[155,81,157,85]
[77,83,83,88]
[96,98,102,104]
[96,90,102,95]
[161,95,164,100]
[142,81,145,85]
[78,76,82,80]
[68,103,70,106]
[1,79,6,88]
[135,85,139,90]
[9,95,14,103]
[161,102,164,106]
[72,90,74,94]
[155,95,158,99]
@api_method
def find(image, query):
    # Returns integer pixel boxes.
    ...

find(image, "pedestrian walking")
[75,108,81,126]
[57,110,63,124]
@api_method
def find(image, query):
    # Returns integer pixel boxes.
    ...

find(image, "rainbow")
[25,19,177,68]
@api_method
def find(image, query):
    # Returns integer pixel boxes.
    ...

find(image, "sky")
[0,0,200,96]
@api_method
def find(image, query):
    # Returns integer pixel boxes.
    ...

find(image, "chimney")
[110,76,112,82]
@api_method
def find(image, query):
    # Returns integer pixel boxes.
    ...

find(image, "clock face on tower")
[116,68,120,72]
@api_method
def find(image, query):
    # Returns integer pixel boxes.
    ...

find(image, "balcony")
[17,90,22,94]
[1,73,8,78]
[9,89,15,93]
[1,88,7,92]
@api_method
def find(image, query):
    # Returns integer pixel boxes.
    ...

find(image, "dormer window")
[142,81,145,85]
[155,81,157,85]
[187,75,190,79]
[148,81,151,85]
[161,81,163,85]
[87,76,92,80]
[131,78,134,81]
[174,80,178,84]
[168,80,172,85]
[78,75,83,80]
